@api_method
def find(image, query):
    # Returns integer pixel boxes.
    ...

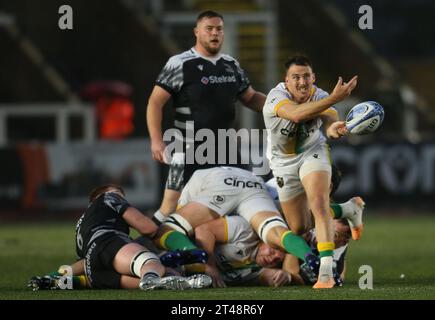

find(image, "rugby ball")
[345,101,384,135]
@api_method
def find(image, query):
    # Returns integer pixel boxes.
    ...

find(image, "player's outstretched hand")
[327,121,349,139]
[330,75,358,103]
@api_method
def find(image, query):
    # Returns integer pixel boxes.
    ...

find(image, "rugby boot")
[140,274,212,290]
[345,197,365,240]
[160,249,208,268]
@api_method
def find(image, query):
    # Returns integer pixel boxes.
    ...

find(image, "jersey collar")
[191,47,223,65]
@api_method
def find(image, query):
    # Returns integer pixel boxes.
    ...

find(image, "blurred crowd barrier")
[0,139,159,211]
[0,139,434,213]
[330,141,435,207]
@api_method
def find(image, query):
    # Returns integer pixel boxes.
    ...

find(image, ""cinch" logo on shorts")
[224,178,263,189]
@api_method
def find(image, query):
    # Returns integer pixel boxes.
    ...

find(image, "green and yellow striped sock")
[281,231,312,261]
[317,242,335,258]
[330,203,343,219]
[160,230,197,251]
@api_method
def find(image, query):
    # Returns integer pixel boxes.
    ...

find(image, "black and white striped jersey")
[75,192,131,258]
[156,47,251,140]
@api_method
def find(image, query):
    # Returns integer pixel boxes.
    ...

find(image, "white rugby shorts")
[178,167,278,222]
[274,143,331,201]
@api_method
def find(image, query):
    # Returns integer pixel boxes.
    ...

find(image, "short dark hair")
[336,218,352,239]
[89,184,125,203]
[196,10,224,24]
[337,218,350,227]
[285,55,313,71]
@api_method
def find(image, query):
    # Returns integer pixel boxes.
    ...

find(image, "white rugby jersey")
[214,216,260,271]
[263,83,337,174]
[214,213,347,275]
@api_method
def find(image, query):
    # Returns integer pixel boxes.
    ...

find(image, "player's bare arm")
[239,86,267,112]
[195,218,228,288]
[276,76,358,122]
[281,254,306,285]
[123,207,158,237]
[146,85,172,163]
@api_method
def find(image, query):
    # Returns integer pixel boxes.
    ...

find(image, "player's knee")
[162,213,194,237]
[257,216,288,244]
[130,250,160,277]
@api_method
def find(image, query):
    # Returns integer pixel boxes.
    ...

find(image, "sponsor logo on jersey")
[210,195,225,208]
[213,195,225,204]
[280,127,297,137]
[223,63,234,73]
[224,177,263,189]
[201,75,237,85]
[197,64,204,71]
[280,123,298,137]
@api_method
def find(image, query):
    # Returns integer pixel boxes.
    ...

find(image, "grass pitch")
[1,214,435,300]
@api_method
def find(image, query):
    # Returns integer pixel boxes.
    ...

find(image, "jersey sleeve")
[155,56,184,95]
[224,216,256,244]
[263,89,291,117]
[234,59,251,94]
[315,88,338,117]
[320,107,339,119]
[103,192,130,216]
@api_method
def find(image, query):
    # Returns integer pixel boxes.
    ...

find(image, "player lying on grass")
[152,166,318,287]
[152,166,364,288]
[184,212,353,287]
[29,214,353,290]
[28,184,211,291]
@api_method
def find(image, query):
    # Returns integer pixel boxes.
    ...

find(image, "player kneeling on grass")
[27,184,211,291]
